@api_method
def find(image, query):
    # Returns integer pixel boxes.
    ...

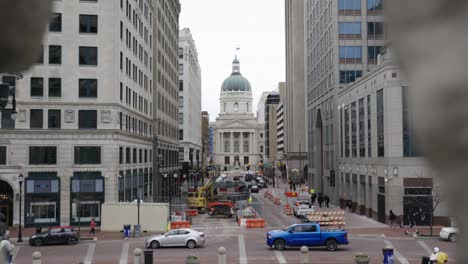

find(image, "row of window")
[119,147,152,164]
[123,0,152,46]
[119,52,152,92]
[120,82,152,116]
[338,46,384,64]
[38,45,97,66]
[119,112,152,137]
[120,21,152,72]
[49,14,98,34]
[30,78,97,98]
[338,0,384,12]
[26,109,97,129]
[224,156,250,165]
[338,22,384,36]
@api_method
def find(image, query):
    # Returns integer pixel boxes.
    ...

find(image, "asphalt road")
[11,170,457,264]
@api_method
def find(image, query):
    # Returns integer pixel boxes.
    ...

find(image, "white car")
[146,229,205,249]
[440,227,458,242]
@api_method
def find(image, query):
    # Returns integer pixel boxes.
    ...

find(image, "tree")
[429,186,449,236]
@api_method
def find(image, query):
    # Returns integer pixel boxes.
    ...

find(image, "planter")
[354,253,370,264]
[186,256,200,264]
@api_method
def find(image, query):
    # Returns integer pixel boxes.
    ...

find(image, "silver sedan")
[146,229,205,249]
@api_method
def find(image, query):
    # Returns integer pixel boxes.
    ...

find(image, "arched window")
[243,141,249,153]
[224,141,230,153]
[234,102,239,112]
[223,103,227,112]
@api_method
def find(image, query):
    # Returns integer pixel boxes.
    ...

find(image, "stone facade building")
[212,57,264,171]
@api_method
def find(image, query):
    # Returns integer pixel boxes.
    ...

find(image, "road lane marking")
[417,240,433,255]
[274,250,287,264]
[83,243,96,264]
[12,246,20,263]
[238,234,248,264]
[384,239,409,264]
[119,242,130,264]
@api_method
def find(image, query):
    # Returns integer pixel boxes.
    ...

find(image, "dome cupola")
[221,56,252,92]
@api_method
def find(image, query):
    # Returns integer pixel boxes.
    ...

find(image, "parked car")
[29,226,79,246]
[266,223,348,251]
[440,218,458,242]
[245,174,253,182]
[250,185,259,193]
[146,229,205,249]
[233,176,240,181]
[292,200,312,216]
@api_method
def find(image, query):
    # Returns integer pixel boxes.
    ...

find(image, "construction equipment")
[207,201,236,218]
[186,179,214,213]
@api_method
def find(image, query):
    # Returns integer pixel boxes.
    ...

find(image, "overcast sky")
[179,0,285,121]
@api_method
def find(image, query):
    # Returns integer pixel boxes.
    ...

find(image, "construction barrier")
[307,211,345,215]
[264,191,269,198]
[170,221,191,229]
[284,191,298,197]
[186,209,198,216]
[246,218,266,228]
[305,211,346,226]
[283,204,292,215]
[274,197,280,205]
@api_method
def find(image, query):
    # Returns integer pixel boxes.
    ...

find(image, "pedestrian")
[0,235,14,264]
[317,193,324,208]
[429,247,449,264]
[324,195,330,208]
[310,193,317,205]
[292,183,296,192]
[346,200,353,212]
[389,210,397,228]
[89,218,96,236]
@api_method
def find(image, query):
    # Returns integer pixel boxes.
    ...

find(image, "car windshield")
[282,225,294,231]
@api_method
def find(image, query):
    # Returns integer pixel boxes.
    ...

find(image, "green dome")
[221,73,252,92]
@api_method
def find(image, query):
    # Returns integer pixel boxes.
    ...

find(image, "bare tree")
[429,186,449,236]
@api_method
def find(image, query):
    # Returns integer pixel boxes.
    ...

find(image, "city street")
[10,174,457,264]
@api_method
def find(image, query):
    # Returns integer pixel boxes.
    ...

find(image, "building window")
[368,22,384,39]
[49,13,62,32]
[179,129,183,140]
[79,47,98,65]
[234,141,240,153]
[260,146,264,153]
[340,107,344,157]
[1,109,15,129]
[133,148,137,163]
[351,102,357,158]
[79,79,98,98]
[234,103,239,112]
[0,146,6,165]
[367,0,384,14]
[338,22,361,39]
[244,156,249,165]
[344,105,350,157]
[126,147,131,164]
[74,146,101,164]
[358,98,365,157]
[339,46,362,64]
[223,103,227,112]
[179,80,183,91]
[340,70,362,84]
[48,78,61,97]
[79,15,98,33]
[377,89,384,157]
[402,86,421,157]
[367,95,372,157]
[119,147,123,164]
[368,46,383,64]
[224,156,230,165]
[243,141,249,153]
[48,110,61,129]
[49,45,62,64]
[78,110,97,129]
[30,77,44,97]
[224,140,230,153]
[29,147,57,164]
[338,0,361,15]
[30,109,43,129]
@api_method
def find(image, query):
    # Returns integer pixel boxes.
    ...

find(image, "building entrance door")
[377,193,386,223]
[0,205,9,226]
[0,180,14,226]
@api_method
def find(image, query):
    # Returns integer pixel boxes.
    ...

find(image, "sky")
[179,0,286,121]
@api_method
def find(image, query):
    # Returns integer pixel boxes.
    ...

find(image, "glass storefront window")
[71,201,100,222]
[30,202,56,223]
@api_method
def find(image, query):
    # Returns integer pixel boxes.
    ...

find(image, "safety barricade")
[186,209,198,217]
[307,211,345,215]
[245,218,266,228]
[283,204,292,215]
[274,197,281,205]
[264,191,270,198]
[170,221,191,229]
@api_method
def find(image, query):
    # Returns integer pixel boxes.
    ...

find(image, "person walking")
[324,195,330,208]
[310,193,317,205]
[0,235,14,264]
[389,210,397,228]
[317,193,324,208]
[89,218,97,236]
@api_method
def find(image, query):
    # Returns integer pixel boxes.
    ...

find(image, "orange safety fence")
[186,209,199,216]
[246,218,266,228]
[264,191,270,198]
[283,204,292,215]
[274,197,280,205]
[170,221,191,229]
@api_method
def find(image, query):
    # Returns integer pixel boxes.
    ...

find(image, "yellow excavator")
[187,179,214,212]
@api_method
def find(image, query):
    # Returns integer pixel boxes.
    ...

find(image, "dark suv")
[29,226,79,246]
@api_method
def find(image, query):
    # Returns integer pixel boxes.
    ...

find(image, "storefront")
[70,172,104,226]
[25,172,60,227]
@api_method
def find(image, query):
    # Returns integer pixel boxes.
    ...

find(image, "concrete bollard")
[218,246,226,264]
[300,246,309,264]
[32,251,41,264]
[133,248,143,264]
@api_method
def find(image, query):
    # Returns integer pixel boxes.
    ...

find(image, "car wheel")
[34,239,43,247]
[325,239,338,251]
[67,237,77,245]
[150,240,160,249]
[187,239,197,249]
[449,233,457,242]
[273,239,286,251]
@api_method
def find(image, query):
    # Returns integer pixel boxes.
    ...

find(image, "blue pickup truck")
[266,223,348,251]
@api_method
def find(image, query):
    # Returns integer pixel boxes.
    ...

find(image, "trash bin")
[143,250,153,264]
[123,225,131,238]
[421,256,430,264]
[134,225,141,237]
[35,227,42,234]
[383,246,395,264]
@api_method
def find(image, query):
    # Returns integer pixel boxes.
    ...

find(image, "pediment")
[215,119,256,129]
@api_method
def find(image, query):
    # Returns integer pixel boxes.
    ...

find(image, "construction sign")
[305,211,346,226]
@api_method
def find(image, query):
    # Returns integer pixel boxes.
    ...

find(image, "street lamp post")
[17,173,24,243]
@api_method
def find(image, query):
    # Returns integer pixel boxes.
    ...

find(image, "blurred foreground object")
[0,0,52,72]
[387,0,468,262]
